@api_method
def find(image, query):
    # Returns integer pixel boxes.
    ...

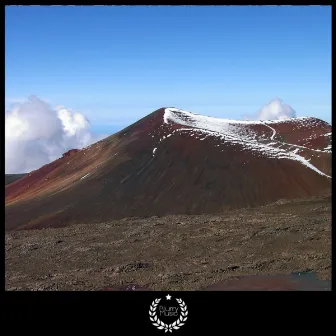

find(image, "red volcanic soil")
[5,108,331,230]
[99,273,331,291]
[99,272,331,291]
[200,273,331,291]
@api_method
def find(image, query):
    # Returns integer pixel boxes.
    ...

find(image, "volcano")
[5,108,331,230]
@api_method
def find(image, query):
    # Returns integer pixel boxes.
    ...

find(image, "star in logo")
[166,294,172,300]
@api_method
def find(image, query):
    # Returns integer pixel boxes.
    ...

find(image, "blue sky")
[5,5,332,135]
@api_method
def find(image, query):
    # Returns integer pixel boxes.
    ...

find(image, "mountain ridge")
[5,107,331,230]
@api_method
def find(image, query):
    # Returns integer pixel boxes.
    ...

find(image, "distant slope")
[5,108,331,230]
[5,174,27,186]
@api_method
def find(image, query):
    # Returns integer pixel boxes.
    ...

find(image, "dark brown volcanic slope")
[5,108,331,230]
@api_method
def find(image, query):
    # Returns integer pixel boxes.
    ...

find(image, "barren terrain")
[5,193,331,291]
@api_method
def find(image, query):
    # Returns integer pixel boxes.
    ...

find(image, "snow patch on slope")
[162,108,331,179]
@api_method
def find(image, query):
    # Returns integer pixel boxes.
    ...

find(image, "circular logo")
[149,294,188,333]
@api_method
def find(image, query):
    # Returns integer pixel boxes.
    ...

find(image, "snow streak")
[162,108,331,179]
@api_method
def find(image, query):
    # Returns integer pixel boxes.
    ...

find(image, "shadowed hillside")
[5,174,27,186]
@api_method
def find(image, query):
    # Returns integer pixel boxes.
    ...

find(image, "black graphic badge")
[149,294,188,333]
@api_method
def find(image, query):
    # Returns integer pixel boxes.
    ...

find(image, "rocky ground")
[5,193,331,291]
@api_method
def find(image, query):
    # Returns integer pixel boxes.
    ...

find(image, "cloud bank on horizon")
[256,98,296,120]
[241,98,297,121]
[5,96,104,174]
[5,96,298,174]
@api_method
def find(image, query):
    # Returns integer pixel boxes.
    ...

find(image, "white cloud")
[5,95,104,174]
[256,98,296,120]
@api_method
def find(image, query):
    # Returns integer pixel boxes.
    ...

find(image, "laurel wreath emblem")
[149,297,188,333]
